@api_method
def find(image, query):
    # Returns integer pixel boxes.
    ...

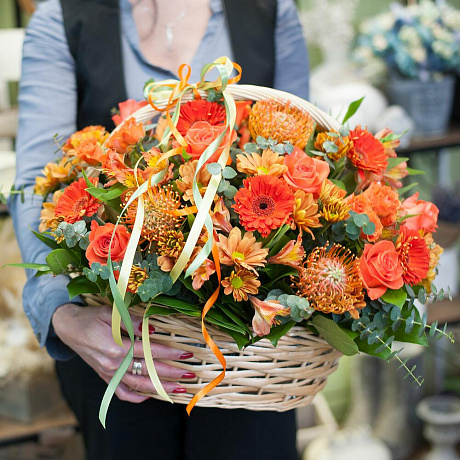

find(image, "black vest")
[60,0,277,130]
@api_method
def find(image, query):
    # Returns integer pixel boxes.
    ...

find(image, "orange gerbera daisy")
[233,175,295,237]
[291,189,322,238]
[249,100,315,149]
[236,149,288,177]
[221,268,261,302]
[176,100,226,137]
[54,177,101,224]
[348,126,388,174]
[396,228,430,286]
[295,244,366,319]
[217,227,268,272]
[176,160,212,203]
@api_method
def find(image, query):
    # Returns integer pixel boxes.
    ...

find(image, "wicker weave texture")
[83,295,342,411]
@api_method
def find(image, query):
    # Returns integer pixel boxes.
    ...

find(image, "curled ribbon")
[102,57,240,424]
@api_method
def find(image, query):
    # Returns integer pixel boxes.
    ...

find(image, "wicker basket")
[98,83,344,411]
[83,294,342,411]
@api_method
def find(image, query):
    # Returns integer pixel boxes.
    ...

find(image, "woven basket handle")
[125,84,341,133]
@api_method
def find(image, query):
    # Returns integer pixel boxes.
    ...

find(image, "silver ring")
[132,359,143,376]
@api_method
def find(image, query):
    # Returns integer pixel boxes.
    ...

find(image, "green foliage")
[137,271,173,302]
[53,221,89,249]
[342,97,365,124]
[310,315,359,356]
[46,249,75,275]
[67,275,101,299]
[266,289,315,323]
[244,136,294,156]
[346,211,376,240]
[381,288,407,309]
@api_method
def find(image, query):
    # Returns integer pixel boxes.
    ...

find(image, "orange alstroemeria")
[267,234,305,269]
[210,197,232,233]
[249,295,290,337]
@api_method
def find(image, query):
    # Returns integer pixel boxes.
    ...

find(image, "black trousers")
[56,356,297,460]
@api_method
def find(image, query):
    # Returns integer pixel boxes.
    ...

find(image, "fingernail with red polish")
[149,325,155,335]
[173,387,187,394]
[138,323,143,334]
[182,372,196,379]
[180,352,193,359]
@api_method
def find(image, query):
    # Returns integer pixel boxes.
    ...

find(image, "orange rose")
[185,121,237,163]
[235,100,252,128]
[347,194,383,242]
[358,240,404,300]
[74,138,106,166]
[112,99,148,126]
[106,118,145,154]
[400,192,439,233]
[363,182,401,227]
[283,147,330,198]
[86,221,130,266]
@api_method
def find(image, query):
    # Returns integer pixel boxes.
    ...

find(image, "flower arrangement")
[16,58,454,422]
[353,0,460,82]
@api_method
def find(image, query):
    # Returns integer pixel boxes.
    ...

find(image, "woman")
[11,0,310,458]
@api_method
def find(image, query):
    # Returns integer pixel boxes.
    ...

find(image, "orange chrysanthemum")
[314,132,351,161]
[106,118,145,154]
[421,232,443,292]
[221,268,261,302]
[291,189,322,238]
[348,126,388,174]
[236,149,287,177]
[363,182,401,228]
[233,175,295,237]
[34,157,80,196]
[295,244,366,319]
[157,229,185,272]
[127,266,149,293]
[176,160,212,203]
[62,125,108,153]
[54,177,101,224]
[319,181,350,223]
[39,190,64,232]
[123,185,182,243]
[396,228,430,286]
[176,100,226,137]
[217,227,268,272]
[248,100,314,149]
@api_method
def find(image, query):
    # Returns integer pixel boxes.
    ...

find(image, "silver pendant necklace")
[164,1,189,53]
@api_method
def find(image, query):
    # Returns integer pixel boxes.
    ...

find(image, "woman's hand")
[52,304,195,403]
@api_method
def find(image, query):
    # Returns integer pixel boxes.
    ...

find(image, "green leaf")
[5,262,51,272]
[310,315,359,356]
[219,327,250,349]
[46,249,75,275]
[153,295,201,314]
[381,288,407,309]
[342,97,365,124]
[354,335,392,360]
[206,162,222,176]
[406,167,425,176]
[67,275,100,299]
[329,179,347,191]
[399,182,419,196]
[218,305,251,333]
[86,182,126,202]
[222,166,237,179]
[31,230,60,250]
[387,157,409,170]
[264,321,296,347]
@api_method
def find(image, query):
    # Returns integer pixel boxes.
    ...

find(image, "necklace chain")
[163,1,189,53]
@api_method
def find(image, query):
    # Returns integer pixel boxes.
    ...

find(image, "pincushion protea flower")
[348,126,388,174]
[248,100,314,149]
[295,244,366,319]
[123,185,182,243]
[396,228,430,286]
[176,100,226,136]
[54,177,101,224]
[217,227,268,272]
[249,295,291,337]
[236,149,287,177]
[221,268,261,302]
[233,175,295,237]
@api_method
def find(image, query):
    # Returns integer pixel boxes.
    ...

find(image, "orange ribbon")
[186,232,225,415]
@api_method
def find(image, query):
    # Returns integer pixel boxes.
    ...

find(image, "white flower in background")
[411,45,427,63]
[372,34,388,52]
[399,25,421,46]
[442,7,460,29]
[432,40,454,60]
[380,12,395,31]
